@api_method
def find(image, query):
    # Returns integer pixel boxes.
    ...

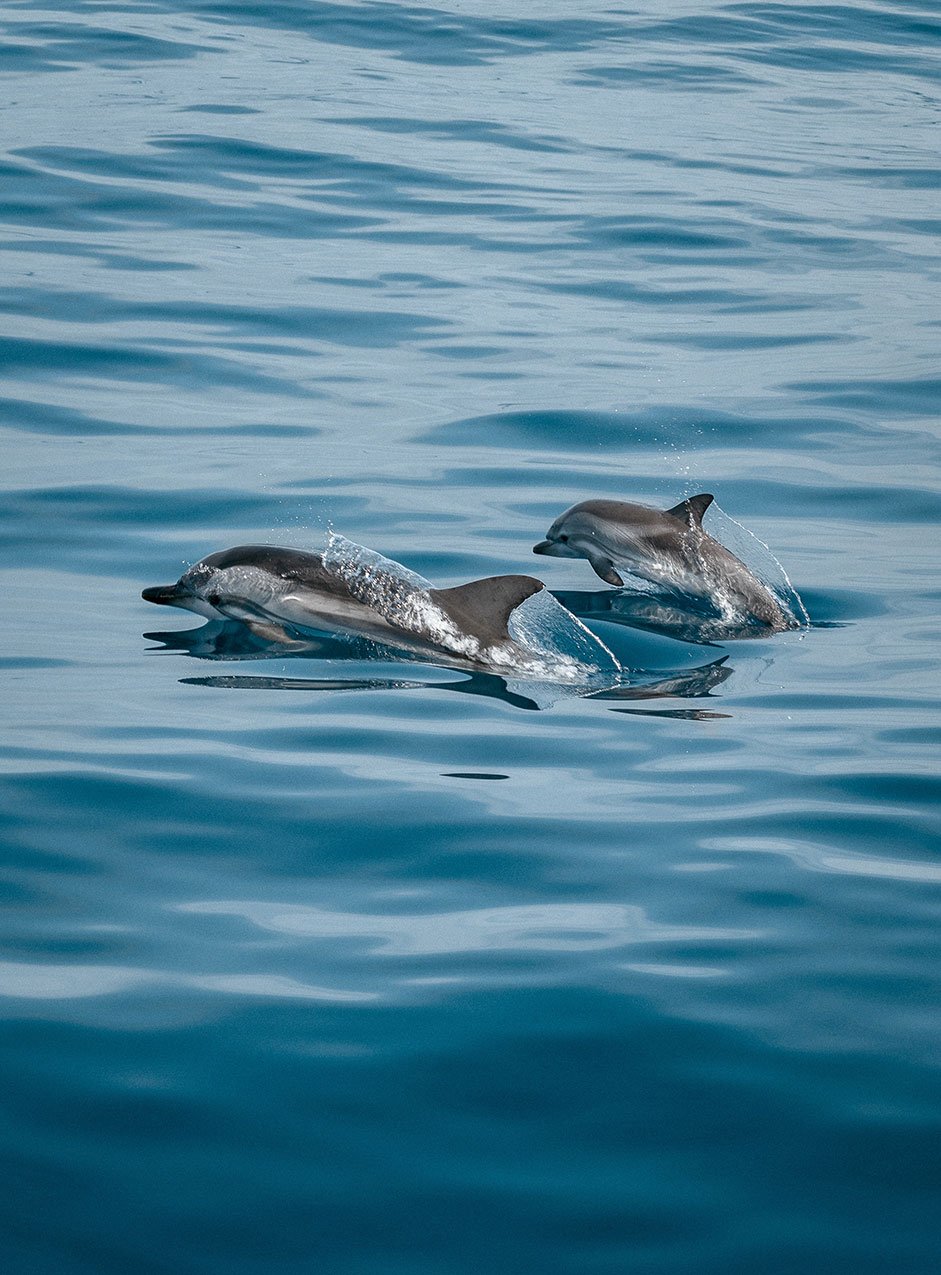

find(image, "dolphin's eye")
[208,592,221,607]
[559,534,568,542]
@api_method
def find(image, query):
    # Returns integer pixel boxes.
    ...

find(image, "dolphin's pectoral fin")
[242,619,302,645]
[586,553,624,587]
[665,493,714,528]
[210,597,299,646]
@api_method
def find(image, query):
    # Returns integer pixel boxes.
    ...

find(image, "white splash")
[708,505,810,628]
[506,586,620,685]
[322,532,620,685]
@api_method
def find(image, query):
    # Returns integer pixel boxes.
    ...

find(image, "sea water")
[1,2,939,1272]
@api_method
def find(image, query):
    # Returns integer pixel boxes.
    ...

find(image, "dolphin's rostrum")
[534,493,795,631]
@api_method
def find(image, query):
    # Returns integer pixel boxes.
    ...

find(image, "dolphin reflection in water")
[145,618,733,716]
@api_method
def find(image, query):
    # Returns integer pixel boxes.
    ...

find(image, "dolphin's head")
[533,503,626,586]
[142,557,228,618]
[143,546,345,626]
[533,504,600,557]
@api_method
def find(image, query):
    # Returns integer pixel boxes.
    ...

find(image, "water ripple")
[179,899,755,956]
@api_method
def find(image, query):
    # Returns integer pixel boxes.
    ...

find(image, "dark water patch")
[878,726,941,748]
[1,131,586,242]
[354,227,559,252]
[576,215,749,253]
[785,376,941,417]
[742,2,941,47]
[418,406,858,452]
[604,146,790,179]
[0,486,294,544]
[332,115,571,154]
[895,217,941,236]
[0,656,74,670]
[423,343,506,361]
[0,237,199,273]
[739,691,936,716]
[179,104,261,115]
[306,275,378,290]
[378,271,466,291]
[442,773,510,781]
[0,767,564,877]
[609,707,732,721]
[148,0,628,66]
[0,150,384,239]
[757,223,887,258]
[10,138,253,190]
[816,163,941,192]
[571,206,906,272]
[0,20,208,73]
[0,334,315,398]
[789,486,941,526]
[0,395,320,441]
[0,994,936,1272]
[0,286,451,348]
[832,772,941,810]
[223,422,317,438]
[754,42,941,77]
[621,5,941,77]
[647,331,850,351]
[0,396,161,438]
[150,133,519,195]
[796,589,889,624]
[717,298,828,316]
[539,277,808,314]
[571,59,764,89]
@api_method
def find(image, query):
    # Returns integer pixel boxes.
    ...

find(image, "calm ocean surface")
[2,2,940,1271]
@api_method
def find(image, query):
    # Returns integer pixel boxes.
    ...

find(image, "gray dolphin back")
[200,546,352,596]
[429,575,544,646]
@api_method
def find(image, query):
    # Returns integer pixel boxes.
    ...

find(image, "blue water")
[2,1,940,1270]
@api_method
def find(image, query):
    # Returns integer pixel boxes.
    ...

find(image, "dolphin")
[534,493,794,631]
[143,545,547,669]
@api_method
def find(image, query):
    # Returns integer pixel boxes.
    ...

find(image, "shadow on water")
[145,620,734,715]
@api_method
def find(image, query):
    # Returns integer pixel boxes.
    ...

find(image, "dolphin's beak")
[142,585,184,606]
[533,539,578,559]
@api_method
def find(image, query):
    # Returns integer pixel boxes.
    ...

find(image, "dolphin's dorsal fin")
[429,575,544,644]
[665,493,714,527]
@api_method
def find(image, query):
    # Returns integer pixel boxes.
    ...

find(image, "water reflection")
[146,620,735,713]
[555,587,779,643]
[179,899,755,956]
[703,835,941,883]
[0,960,376,1004]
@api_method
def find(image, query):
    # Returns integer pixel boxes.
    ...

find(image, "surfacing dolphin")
[143,543,588,677]
[534,493,795,632]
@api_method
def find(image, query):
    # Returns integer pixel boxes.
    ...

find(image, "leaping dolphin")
[143,544,551,671]
[533,494,794,632]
